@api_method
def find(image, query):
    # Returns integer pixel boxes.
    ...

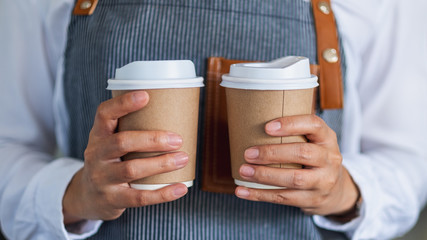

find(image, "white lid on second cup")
[220,56,318,90]
[107,60,204,90]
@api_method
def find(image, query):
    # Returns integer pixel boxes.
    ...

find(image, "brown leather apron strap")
[312,0,344,109]
[73,0,99,15]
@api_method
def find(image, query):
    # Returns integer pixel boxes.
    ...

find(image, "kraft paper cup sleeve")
[222,56,317,190]
[108,60,203,189]
[226,88,314,189]
[114,88,200,186]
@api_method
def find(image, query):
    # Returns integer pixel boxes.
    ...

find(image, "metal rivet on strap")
[80,0,92,10]
[318,1,331,15]
[322,48,339,63]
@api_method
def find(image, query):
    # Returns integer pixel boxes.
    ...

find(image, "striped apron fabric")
[63,0,345,239]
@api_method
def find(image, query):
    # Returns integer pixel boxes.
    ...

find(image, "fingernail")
[173,187,187,197]
[266,121,281,132]
[245,148,259,159]
[236,188,250,197]
[132,91,147,103]
[240,165,255,177]
[168,133,183,147]
[174,152,189,168]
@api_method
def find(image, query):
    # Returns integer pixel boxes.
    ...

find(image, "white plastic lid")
[221,56,318,90]
[107,60,204,90]
[130,180,193,190]
[234,179,285,190]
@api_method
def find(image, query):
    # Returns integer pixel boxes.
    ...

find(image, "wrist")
[326,192,362,224]
[326,168,362,223]
[63,168,85,225]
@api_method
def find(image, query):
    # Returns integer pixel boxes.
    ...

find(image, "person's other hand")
[62,91,189,224]
[235,115,359,217]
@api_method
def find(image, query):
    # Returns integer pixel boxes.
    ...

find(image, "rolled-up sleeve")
[314,0,427,239]
[0,0,101,239]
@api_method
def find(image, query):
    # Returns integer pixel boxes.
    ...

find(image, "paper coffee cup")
[107,60,204,190]
[220,56,318,189]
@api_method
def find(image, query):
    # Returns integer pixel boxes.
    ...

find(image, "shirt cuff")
[15,157,102,239]
[312,154,371,239]
[313,202,365,239]
[66,220,103,239]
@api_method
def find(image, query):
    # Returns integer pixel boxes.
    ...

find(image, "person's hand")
[235,115,359,217]
[62,91,189,224]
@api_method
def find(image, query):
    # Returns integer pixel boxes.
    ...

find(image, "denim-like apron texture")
[63,0,345,239]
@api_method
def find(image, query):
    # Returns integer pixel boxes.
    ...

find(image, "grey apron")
[63,0,346,239]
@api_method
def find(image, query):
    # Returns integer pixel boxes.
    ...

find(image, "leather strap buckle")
[73,0,99,16]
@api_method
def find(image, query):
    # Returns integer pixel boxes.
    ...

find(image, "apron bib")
[63,0,345,239]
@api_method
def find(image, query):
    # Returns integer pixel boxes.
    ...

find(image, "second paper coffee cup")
[220,56,318,189]
[107,60,204,190]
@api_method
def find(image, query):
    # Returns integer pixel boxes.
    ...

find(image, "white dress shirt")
[1,0,426,239]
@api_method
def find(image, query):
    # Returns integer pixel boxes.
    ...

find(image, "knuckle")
[148,132,167,146]
[119,94,132,108]
[329,130,338,142]
[88,128,96,139]
[251,190,262,201]
[281,117,295,131]
[118,95,128,106]
[114,133,129,153]
[310,115,324,131]
[84,147,95,161]
[331,152,343,165]
[96,103,109,120]
[324,151,341,169]
[255,167,270,181]
[264,146,279,160]
[160,190,171,202]
[291,171,305,188]
[323,175,337,191]
[137,194,148,206]
[121,162,137,181]
[159,155,173,170]
[272,193,289,204]
[295,144,313,162]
